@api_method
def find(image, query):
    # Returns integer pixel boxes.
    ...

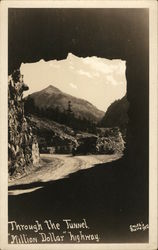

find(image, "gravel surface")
[8,153,121,195]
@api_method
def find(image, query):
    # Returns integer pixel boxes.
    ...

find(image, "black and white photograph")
[0,1,157,249]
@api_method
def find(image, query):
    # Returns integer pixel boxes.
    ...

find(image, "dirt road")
[8,154,121,195]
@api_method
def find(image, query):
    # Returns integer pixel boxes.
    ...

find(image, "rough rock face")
[8,70,40,177]
[73,128,125,155]
[96,127,125,154]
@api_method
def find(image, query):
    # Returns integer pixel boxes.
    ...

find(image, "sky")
[20,53,126,112]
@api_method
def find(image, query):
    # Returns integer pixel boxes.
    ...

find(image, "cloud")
[49,62,60,68]
[117,62,126,75]
[93,72,100,77]
[69,83,77,89]
[106,75,118,86]
[69,65,74,70]
[82,56,126,77]
[77,69,93,78]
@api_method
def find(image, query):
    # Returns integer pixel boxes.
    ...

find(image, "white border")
[0,0,157,8]
[0,1,157,250]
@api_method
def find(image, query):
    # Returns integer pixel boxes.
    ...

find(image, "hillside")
[99,95,129,131]
[26,114,78,153]
[24,85,104,124]
[26,114,124,155]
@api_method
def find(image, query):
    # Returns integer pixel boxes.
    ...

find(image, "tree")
[67,101,73,113]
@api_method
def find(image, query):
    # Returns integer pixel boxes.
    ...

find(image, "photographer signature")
[129,222,149,232]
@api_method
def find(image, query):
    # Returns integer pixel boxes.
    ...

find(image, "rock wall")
[72,128,125,155]
[96,128,125,154]
[8,70,40,177]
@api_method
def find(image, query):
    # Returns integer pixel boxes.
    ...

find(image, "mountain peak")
[43,85,61,94]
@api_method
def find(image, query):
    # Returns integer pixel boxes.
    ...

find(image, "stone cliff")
[8,70,40,177]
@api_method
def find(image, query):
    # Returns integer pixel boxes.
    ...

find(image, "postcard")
[0,1,157,250]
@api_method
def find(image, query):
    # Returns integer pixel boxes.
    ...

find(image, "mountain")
[99,95,129,131]
[24,85,104,124]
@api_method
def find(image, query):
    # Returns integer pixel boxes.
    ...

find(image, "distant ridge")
[99,95,129,130]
